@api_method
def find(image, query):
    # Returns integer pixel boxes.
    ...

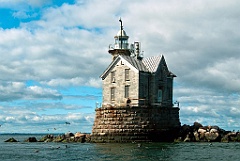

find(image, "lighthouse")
[91,19,180,142]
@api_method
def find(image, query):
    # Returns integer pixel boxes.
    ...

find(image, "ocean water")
[0,134,240,161]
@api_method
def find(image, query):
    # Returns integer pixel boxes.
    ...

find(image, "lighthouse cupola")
[114,26,129,49]
[109,18,131,60]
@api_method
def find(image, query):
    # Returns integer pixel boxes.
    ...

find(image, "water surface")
[0,134,239,161]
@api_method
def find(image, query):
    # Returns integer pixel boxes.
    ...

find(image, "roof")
[116,29,128,37]
[142,55,163,73]
[100,54,176,80]
[100,55,149,80]
[120,55,149,72]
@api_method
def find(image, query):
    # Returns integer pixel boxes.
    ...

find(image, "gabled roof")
[100,54,176,80]
[100,57,120,80]
[100,55,149,80]
[143,55,176,77]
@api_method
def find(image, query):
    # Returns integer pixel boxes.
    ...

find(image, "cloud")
[12,11,38,19]
[0,81,62,101]
[41,77,101,88]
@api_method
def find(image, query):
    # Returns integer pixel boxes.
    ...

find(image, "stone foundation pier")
[91,105,180,142]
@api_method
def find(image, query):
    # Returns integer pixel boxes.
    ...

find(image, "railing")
[108,43,130,50]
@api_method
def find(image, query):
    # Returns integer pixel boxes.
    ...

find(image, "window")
[111,87,115,101]
[111,71,116,83]
[125,85,130,98]
[125,69,130,81]
[157,89,162,103]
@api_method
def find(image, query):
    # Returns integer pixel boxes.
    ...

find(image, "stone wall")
[91,105,180,142]
[102,60,139,107]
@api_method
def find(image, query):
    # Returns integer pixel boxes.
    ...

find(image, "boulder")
[25,137,37,142]
[221,135,229,142]
[200,126,209,131]
[211,125,220,131]
[198,128,206,134]
[205,132,220,142]
[179,124,192,140]
[210,128,218,133]
[74,132,86,143]
[227,132,238,141]
[194,131,200,141]
[192,122,203,131]
[5,137,18,142]
[85,134,91,142]
[75,132,85,138]
[65,132,74,138]
[38,134,54,142]
[183,133,192,142]
[199,132,206,141]
[52,136,65,142]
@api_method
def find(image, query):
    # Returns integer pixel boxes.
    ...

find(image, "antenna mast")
[119,18,123,49]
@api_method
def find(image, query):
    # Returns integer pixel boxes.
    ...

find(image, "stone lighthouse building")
[91,20,180,142]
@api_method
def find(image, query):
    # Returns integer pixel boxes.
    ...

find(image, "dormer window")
[125,69,130,81]
[111,71,116,83]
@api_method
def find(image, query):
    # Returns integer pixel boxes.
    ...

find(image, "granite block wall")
[91,105,180,142]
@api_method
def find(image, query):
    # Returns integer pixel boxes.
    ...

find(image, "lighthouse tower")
[109,18,131,60]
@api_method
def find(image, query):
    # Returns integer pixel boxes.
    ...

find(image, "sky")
[0,0,240,133]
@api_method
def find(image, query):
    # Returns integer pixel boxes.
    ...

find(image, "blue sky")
[0,0,240,133]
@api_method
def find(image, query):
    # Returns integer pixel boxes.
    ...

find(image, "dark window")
[157,89,162,103]
[125,85,130,98]
[125,69,130,81]
[111,87,115,101]
[111,71,116,83]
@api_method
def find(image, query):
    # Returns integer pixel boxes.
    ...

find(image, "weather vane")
[119,17,123,49]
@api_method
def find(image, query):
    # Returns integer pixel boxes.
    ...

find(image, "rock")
[44,138,53,142]
[75,132,85,138]
[221,135,229,143]
[184,133,191,142]
[227,132,238,141]
[211,125,220,131]
[179,124,192,140]
[65,132,74,138]
[194,131,200,141]
[210,129,218,133]
[200,126,209,131]
[52,136,64,142]
[199,132,206,141]
[205,132,219,142]
[74,132,86,143]
[198,128,206,134]
[38,134,54,142]
[192,122,203,131]
[85,134,91,142]
[25,137,37,142]
[176,122,240,143]
[5,137,18,142]
[236,133,240,141]
[75,136,86,143]
[37,133,90,143]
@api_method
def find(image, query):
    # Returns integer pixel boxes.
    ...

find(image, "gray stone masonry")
[91,105,181,142]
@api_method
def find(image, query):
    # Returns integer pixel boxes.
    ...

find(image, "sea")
[0,134,239,161]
